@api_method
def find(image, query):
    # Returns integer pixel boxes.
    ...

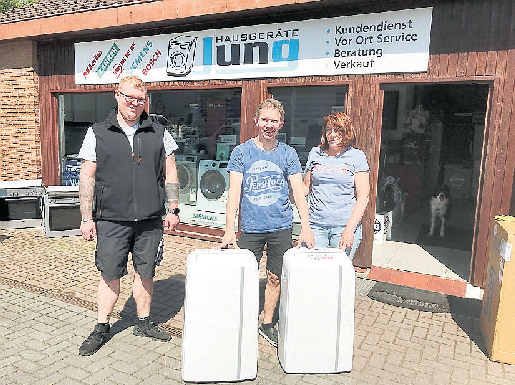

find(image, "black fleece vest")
[92,110,166,221]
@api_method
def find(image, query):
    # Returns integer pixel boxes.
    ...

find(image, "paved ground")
[0,228,514,385]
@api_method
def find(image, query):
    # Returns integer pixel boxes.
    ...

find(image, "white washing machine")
[176,155,198,205]
[197,160,229,215]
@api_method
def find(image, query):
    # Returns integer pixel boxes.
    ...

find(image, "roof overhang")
[0,0,397,42]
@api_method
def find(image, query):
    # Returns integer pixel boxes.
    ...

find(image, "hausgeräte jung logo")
[166,36,197,77]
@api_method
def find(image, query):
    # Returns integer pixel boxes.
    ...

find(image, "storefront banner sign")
[75,7,432,84]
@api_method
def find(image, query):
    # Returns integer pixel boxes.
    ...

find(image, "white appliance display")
[182,249,259,382]
[193,160,230,228]
[197,160,229,211]
[176,155,198,205]
[279,248,355,374]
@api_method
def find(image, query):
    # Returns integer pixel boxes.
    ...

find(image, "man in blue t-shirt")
[221,99,314,347]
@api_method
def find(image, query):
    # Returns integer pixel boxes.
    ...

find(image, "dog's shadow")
[110,273,186,335]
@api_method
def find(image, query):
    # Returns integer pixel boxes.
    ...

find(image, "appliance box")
[279,248,355,373]
[182,249,259,382]
[480,219,515,364]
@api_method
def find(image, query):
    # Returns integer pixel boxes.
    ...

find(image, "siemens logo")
[193,212,218,222]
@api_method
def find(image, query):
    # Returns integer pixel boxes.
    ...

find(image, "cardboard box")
[182,249,259,382]
[479,218,515,364]
[279,248,355,373]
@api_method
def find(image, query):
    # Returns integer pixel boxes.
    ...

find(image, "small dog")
[429,186,450,237]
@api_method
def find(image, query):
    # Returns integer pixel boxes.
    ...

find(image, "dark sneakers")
[133,317,172,341]
[79,318,170,356]
[79,323,110,356]
[259,322,278,347]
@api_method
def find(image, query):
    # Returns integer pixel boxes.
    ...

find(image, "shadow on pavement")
[448,296,487,355]
[113,274,186,336]
[368,281,487,355]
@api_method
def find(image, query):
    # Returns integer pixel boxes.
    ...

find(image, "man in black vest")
[78,75,180,356]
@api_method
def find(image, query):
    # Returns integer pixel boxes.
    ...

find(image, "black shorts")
[237,228,292,277]
[95,218,164,280]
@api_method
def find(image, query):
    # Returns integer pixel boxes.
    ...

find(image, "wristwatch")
[169,207,180,215]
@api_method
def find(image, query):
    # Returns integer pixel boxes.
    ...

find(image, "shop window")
[57,89,241,229]
[148,89,241,160]
[148,89,241,228]
[58,92,116,186]
[268,86,348,166]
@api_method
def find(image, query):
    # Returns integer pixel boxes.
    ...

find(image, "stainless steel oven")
[43,186,81,237]
[0,180,44,229]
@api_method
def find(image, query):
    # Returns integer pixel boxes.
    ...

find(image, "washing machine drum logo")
[200,170,227,200]
[177,164,190,191]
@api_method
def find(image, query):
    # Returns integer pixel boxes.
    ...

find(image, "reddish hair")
[320,112,356,150]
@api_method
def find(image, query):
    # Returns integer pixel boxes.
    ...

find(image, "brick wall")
[0,68,41,181]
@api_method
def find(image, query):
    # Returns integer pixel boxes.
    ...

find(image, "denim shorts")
[310,222,362,260]
[95,218,164,280]
[237,228,292,277]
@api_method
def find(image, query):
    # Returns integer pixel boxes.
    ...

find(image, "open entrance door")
[374,83,489,283]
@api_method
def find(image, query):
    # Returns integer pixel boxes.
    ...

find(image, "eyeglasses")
[325,127,344,136]
[118,90,147,105]
[259,117,281,126]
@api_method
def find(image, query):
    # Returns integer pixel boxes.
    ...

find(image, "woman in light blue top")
[303,112,370,259]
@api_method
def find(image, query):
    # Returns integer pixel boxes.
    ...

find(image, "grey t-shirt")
[306,146,369,227]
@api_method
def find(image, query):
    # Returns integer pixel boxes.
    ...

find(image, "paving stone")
[1,229,515,384]
[32,371,67,385]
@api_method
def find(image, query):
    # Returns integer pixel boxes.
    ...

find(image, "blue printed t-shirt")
[228,138,302,233]
[306,146,369,227]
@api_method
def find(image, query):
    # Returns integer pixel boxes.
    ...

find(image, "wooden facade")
[34,0,515,287]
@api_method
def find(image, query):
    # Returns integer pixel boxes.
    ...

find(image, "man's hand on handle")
[218,230,239,249]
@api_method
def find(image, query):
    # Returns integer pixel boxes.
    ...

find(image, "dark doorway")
[375,83,489,282]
